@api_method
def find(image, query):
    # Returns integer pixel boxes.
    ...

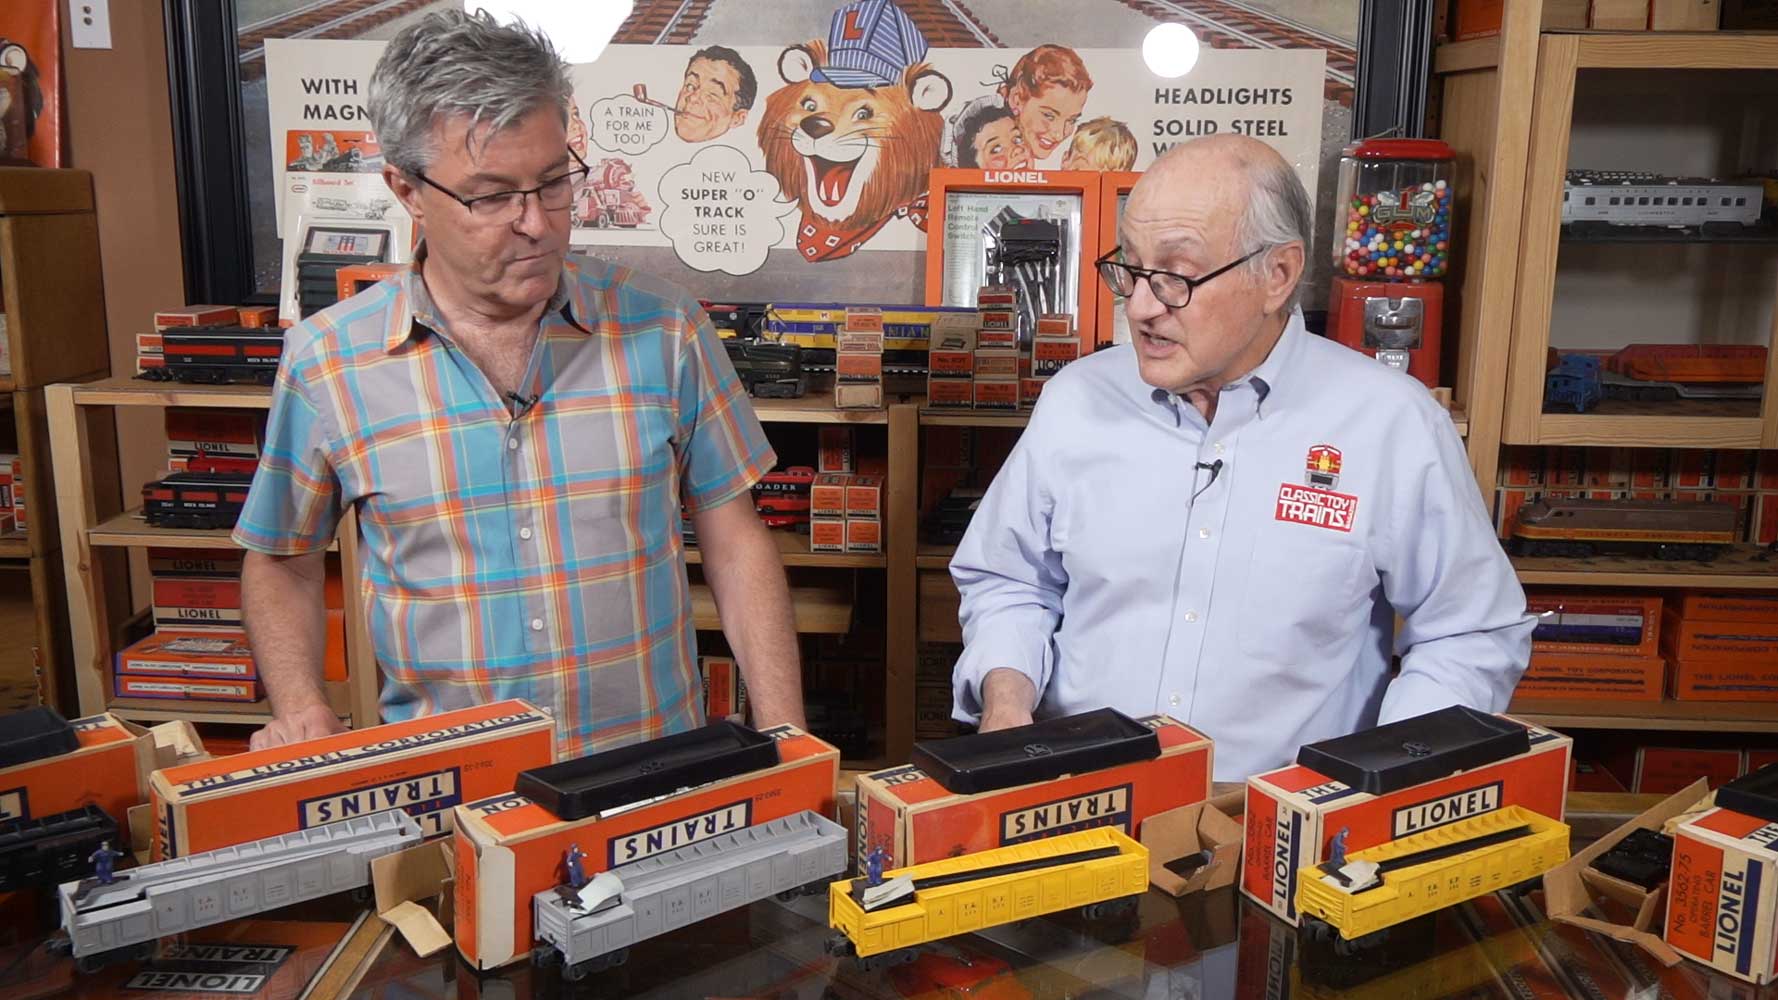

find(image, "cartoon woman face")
[1008,83,1087,159]
[971,117,1030,171]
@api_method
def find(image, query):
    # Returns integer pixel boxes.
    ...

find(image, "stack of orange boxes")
[141,304,239,376]
[973,285,1019,411]
[1026,313,1080,407]
[699,654,746,721]
[1517,590,1665,702]
[834,306,884,409]
[808,472,880,554]
[1666,591,1778,702]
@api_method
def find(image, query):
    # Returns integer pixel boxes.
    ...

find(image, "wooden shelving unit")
[1510,698,1778,734]
[685,529,885,569]
[0,169,111,712]
[1431,9,1778,738]
[48,376,381,729]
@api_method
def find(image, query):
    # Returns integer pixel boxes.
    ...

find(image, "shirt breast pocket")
[1237,528,1373,663]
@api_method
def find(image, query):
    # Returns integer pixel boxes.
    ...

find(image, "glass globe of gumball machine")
[1326,138,1456,388]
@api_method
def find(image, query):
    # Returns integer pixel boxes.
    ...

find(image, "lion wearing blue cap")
[759,0,951,263]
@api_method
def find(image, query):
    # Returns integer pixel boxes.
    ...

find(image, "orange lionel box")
[150,700,554,860]
[1517,652,1665,702]
[1666,806,1778,985]
[451,724,839,970]
[1675,591,1778,624]
[1,713,157,831]
[855,715,1212,869]
[1526,592,1661,658]
[1241,716,1572,925]
[1664,612,1778,663]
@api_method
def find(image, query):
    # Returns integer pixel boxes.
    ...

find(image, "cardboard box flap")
[372,840,453,957]
[1545,779,1709,966]
[1143,802,1242,897]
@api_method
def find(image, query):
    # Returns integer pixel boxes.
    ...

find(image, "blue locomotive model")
[1544,354,1603,413]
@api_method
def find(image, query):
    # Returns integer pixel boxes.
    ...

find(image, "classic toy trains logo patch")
[610,800,753,867]
[1305,444,1342,489]
[1276,485,1358,533]
[1278,445,1358,532]
[1391,781,1501,838]
[1000,784,1132,845]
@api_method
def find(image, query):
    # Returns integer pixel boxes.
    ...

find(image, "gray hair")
[1234,155,1314,313]
[368,8,574,174]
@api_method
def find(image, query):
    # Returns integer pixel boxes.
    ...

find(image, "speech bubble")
[588,94,670,155]
[657,145,796,277]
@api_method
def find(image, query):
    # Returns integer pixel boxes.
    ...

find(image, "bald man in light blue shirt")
[951,136,1533,781]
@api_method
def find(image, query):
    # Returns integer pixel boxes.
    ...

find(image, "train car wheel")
[606,947,629,968]
[562,959,590,983]
[129,942,154,962]
[75,954,106,975]
[531,944,562,968]
[824,934,854,958]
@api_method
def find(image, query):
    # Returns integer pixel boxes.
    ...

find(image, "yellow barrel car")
[829,828,1148,962]
[1295,805,1570,943]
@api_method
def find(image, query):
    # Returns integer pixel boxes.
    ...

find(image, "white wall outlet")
[69,0,114,50]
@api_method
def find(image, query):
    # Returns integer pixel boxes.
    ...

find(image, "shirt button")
[1184,611,1199,623]
[1213,442,1225,455]
[530,618,544,631]
[520,527,533,540]
[1198,528,1211,539]
[1169,693,1181,707]
[507,437,519,451]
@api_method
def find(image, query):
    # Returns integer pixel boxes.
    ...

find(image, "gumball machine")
[1325,138,1455,388]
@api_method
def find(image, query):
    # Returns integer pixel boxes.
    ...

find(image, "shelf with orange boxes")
[46,375,379,730]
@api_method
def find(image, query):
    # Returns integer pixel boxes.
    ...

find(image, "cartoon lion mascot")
[758,1,951,263]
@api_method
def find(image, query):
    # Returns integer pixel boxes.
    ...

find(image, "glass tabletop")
[345,884,1777,1000]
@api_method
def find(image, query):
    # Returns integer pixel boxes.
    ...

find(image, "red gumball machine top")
[1333,137,1456,281]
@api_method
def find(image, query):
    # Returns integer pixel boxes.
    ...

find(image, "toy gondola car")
[0,805,118,893]
[531,810,846,982]
[515,720,780,822]
[54,808,420,971]
[1509,497,1738,561]
[1717,761,1778,823]
[142,471,255,530]
[1296,705,1528,796]
[0,705,79,768]
[910,708,1160,795]
[136,325,284,386]
[826,827,1148,969]
[1295,805,1570,983]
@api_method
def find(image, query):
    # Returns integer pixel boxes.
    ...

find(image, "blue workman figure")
[865,845,889,887]
[565,843,588,890]
[89,840,123,884]
[1330,828,1350,868]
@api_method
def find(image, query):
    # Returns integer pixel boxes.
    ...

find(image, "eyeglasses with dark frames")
[413,147,591,220]
[1096,245,1268,309]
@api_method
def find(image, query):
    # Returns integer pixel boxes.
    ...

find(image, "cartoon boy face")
[971,117,1030,171]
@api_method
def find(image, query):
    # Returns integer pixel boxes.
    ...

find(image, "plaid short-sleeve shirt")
[233,255,775,758]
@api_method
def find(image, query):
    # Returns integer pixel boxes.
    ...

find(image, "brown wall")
[61,3,186,602]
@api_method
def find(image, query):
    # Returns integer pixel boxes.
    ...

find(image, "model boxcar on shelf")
[0,706,79,767]
[1607,344,1767,385]
[56,808,419,971]
[136,326,285,386]
[1509,498,1738,561]
[141,472,255,530]
[0,805,118,893]
[826,827,1148,968]
[531,810,847,982]
[1294,805,1569,952]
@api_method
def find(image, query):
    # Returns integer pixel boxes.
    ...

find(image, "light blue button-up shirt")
[950,312,1534,781]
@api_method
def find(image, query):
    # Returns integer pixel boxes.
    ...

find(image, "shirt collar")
[1144,308,1307,421]
[383,244,585,352]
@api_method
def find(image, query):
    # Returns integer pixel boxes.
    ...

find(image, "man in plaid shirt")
[235,10,804,755]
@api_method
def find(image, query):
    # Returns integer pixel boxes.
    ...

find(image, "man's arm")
[1379,401,1535,720]
[242,550,346,749]
[691,493,804,730]
[950,435,1067,732]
